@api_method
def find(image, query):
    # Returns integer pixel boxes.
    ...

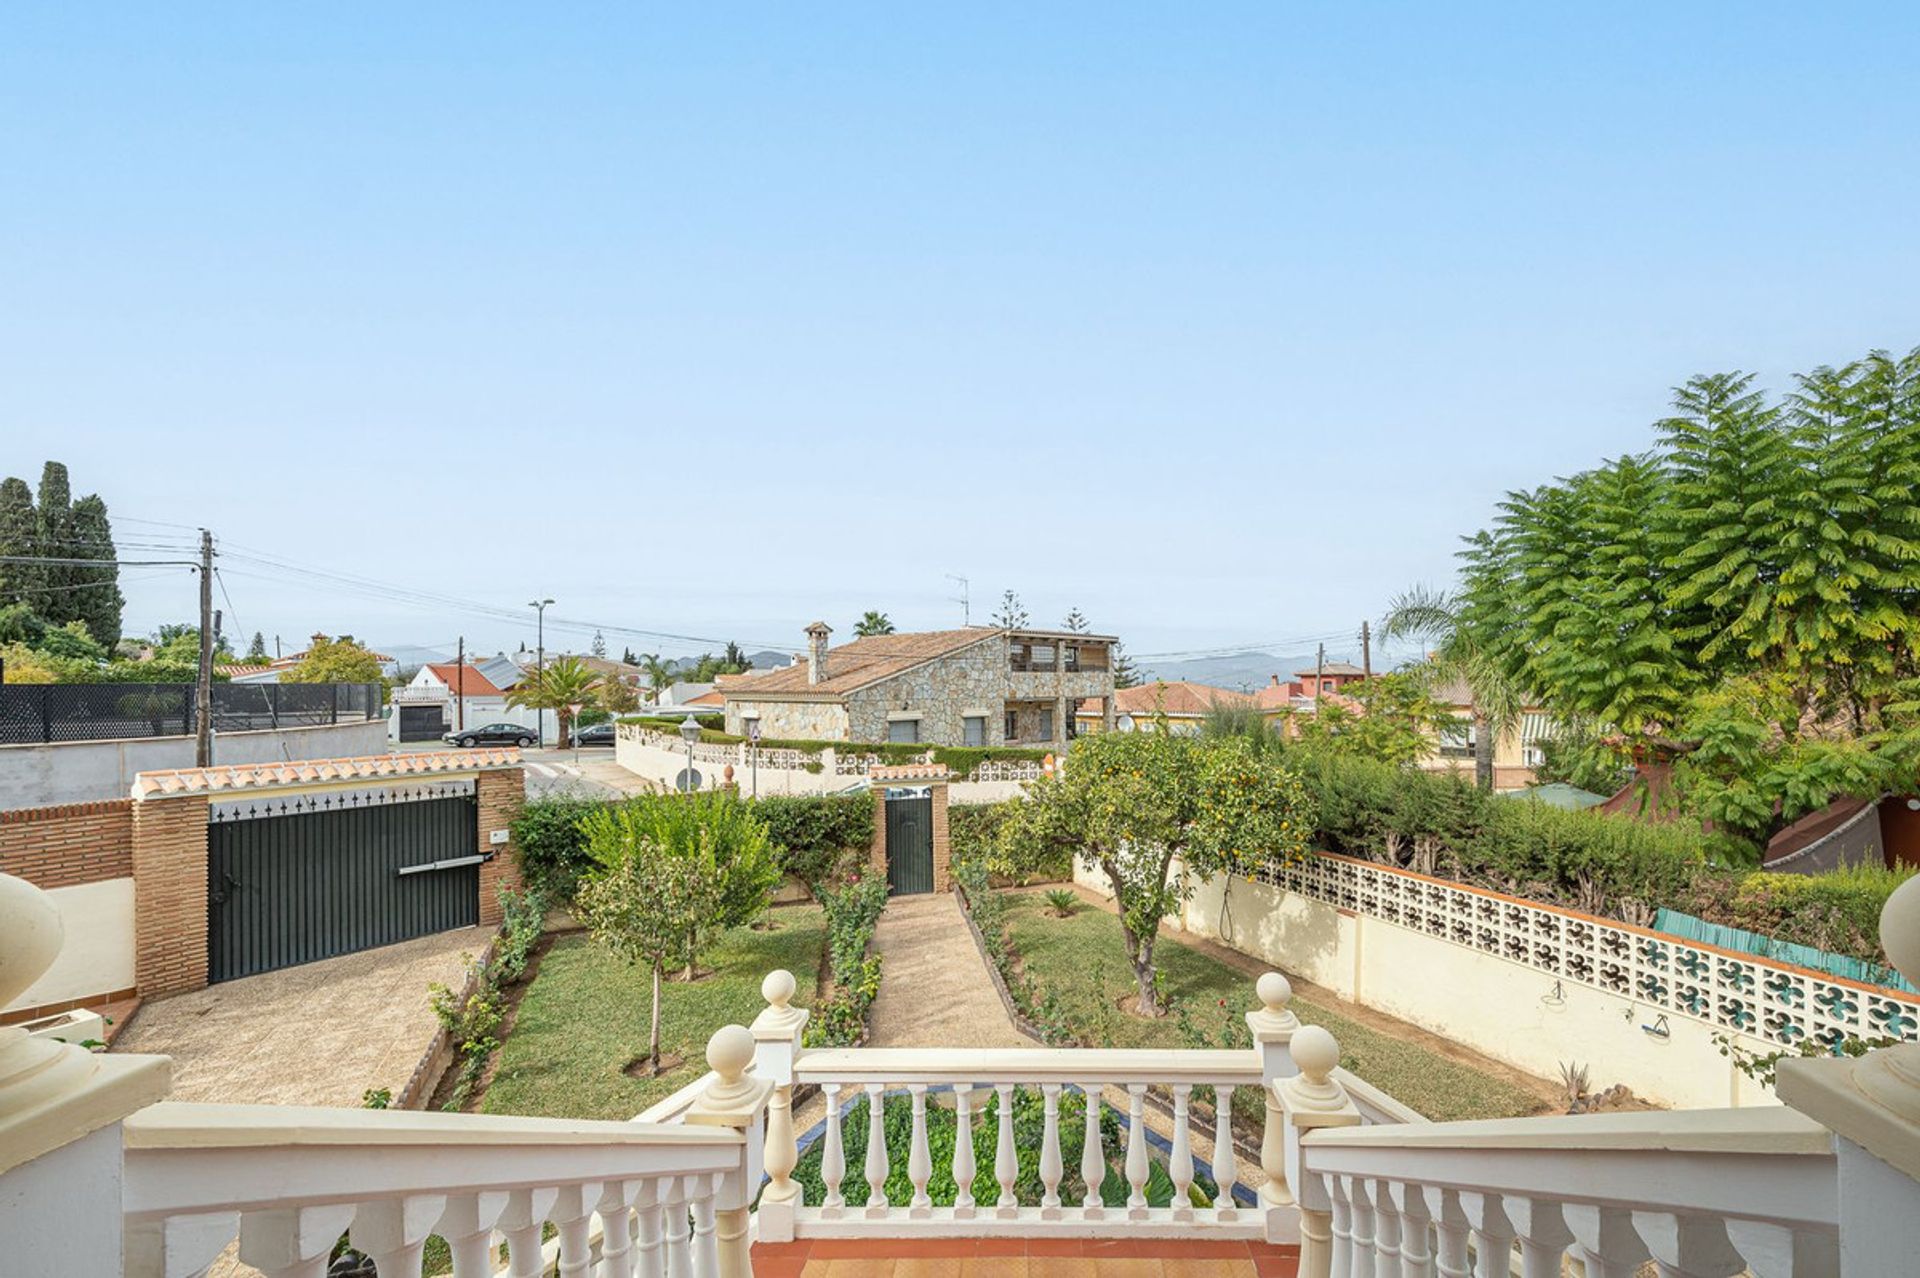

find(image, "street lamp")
[529,597,554,746]
[678,714,702,792]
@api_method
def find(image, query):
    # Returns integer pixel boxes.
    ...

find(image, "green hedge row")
[613,718,1049,775]
[804,875,888,1047]
[1286,747,1906,965]
[512,790,875,903]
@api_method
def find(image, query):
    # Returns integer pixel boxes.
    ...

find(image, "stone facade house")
[717,623,1118,748]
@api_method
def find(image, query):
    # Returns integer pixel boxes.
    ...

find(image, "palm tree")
[507,655,603,748]
[1378,584,1523,791]
[854,610,895,637]
[638,652,675,697]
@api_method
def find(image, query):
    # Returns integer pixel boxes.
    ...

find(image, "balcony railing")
[5,867,1920,1276]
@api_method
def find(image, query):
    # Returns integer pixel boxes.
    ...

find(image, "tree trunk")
[1131,935,1160,1015]
[649,960,663,1074]
[1473,711,1494,791]
[683,931,696,982]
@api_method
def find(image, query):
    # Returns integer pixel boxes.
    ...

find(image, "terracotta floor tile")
[892,1257,965,1278]
[1025,1259,1097,1278]
[1024,1239,1096,1257]
[1250,1256,1298,1278]
[1163,1260,1254,1278]
[800,1261,834,1278]
[1152,1240,1248,1258]
[754,1242,816,1261]
[1076,1260,1162,1278]
[825,1259,897,1278]
[755,1258,809,1278]
[813,1238,922,1259]
[958,1259,1027,1278]
[974,1238,1026,1257]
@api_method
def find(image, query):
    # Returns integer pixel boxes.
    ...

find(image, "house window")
[1005,709,1019,740]
[963,715,986,747]
[888,719,920,745]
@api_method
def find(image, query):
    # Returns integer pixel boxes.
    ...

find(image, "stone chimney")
[804,622,832,685]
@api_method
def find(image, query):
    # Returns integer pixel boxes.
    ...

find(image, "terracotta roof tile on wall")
[130,749,521,799]
[720,628,1000,698]
[424,663,507,697]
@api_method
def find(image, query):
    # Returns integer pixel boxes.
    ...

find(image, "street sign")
[675,767,702,793]
[748,721,761,744]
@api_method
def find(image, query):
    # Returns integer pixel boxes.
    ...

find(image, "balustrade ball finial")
[1247,971,1301,1040]
[762,968,796,1011]
[1881,873,1920,992]
[1278,1024,1348,1112]
[702,1025,757,1101]
[1850,875,1920,1116]
[0,872,64,1010]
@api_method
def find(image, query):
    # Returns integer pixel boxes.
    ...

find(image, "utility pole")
[1314,642,1326,708]
[456,635,466,732]
[274,634,281,660]
[195,529,214,767]
[529,598,554,747]
[1360,621,1372,682]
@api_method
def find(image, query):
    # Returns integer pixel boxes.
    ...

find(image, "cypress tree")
[0,476,35,607]
[34,462,76,619]
[67,493,123,647]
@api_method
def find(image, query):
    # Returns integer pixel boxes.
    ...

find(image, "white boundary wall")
[1074,854,1920,1111]
[0,719,389,806]
[4,877,135,1014]
[613,728,1029,803]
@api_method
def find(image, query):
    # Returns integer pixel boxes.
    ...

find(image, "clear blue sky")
[4,5,1916,665]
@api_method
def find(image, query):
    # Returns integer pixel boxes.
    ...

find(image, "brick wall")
[868,783,953,893]
[131,795,210,997]
[475,768,526,926]
[0,799,133,889]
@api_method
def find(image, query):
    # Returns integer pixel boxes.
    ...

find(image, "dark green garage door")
[885,787,934,895]
[208,796,481,983]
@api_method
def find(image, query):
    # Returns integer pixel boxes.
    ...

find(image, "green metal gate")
[207,795,481,983]
[884,787,934,896]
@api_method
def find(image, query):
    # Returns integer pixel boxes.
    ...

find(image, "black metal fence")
[0,682,384,745]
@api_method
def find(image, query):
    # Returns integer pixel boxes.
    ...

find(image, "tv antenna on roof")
[945,574,970,626]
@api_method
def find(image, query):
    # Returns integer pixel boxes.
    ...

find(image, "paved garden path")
[867,892,1027,1048]
[114,926,487,1106]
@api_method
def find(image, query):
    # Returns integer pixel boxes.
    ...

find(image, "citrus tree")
[281,634,382,687]
[999,732,1313,1015]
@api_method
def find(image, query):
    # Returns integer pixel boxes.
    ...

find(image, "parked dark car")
[572,722,616,747]
[445,722,536,748]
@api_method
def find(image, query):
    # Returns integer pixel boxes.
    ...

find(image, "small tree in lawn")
[573,809,704,1076]
[999,732,1313,1015]
[604,791,780,979]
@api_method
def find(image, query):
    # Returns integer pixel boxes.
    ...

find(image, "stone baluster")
[1371,1178,1405,1277]
[863,1084,890,1218]
[1504,1196,1573,1278]
[908,1085,934,1216]
[0,873,172,1276]
[1391,1182,1436,1278]
[1627,1212,1744,1278]
[953,1084,978,1218]
[1124,1084,1150,1218]
[350,1194,447,1278]
[594,1182,637,1278]
[550,1181,603,1276]
[1279,1025,1362,1274]
[633,1181,668,1278]
[1169,1085,1195,1222]
[1040,1083,1065,1217]
[1250,971,1305,1241]
[1080,1082,1108,1220]
[688,1179,721,1278]
[1776,874,1920,1278]
[820,1084,847,1216]
[1212,1083,1240,1223]
[1327,1175,1354,1278]
[1347,1176,1379,1273]
[239,1205,358,1278]
[685,1025,773,1278]
[125,1211,239,1278]
[432,1193,510,1278]
[661,1179,692,1278]
[1421,1187,1470,1278]
[497,1187,561,1278]
[1561,1204,1651,1278]
[749,970,809,1243]
[994,1082,1020,1217]
[1456,1193,1515,1278]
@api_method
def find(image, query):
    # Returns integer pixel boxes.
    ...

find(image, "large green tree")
[999,732,1313,1014]
[66,494,122,647]
[281,634,382,686]
[0,477,38,606]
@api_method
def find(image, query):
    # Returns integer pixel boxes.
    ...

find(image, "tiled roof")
[215,664,274,678]
[870,762,952,782]
[131,749,521,799]
[1112,681,1254,717]
[685,690,724,706]
[720,629,999,699]
[424,663,507,697]
[1296,661,1367,678]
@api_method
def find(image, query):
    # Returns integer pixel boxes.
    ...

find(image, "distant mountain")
[383,643,455,670]
[1135,651,1324,694]
[745,649,793,670]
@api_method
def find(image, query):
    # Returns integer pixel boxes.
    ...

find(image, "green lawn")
[1001,893,1548,1122]
[483,905,827,1122]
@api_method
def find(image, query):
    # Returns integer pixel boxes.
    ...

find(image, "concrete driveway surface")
[113,926,489,1106]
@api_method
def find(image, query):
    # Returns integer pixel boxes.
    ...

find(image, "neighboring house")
[718,622,1118,748]
[214,645,398,685]
[653,681,718,709]
[390,662,558,742]
[474,653,528,692]
[1416,675,1545,790]
[1076,680,1252,736]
